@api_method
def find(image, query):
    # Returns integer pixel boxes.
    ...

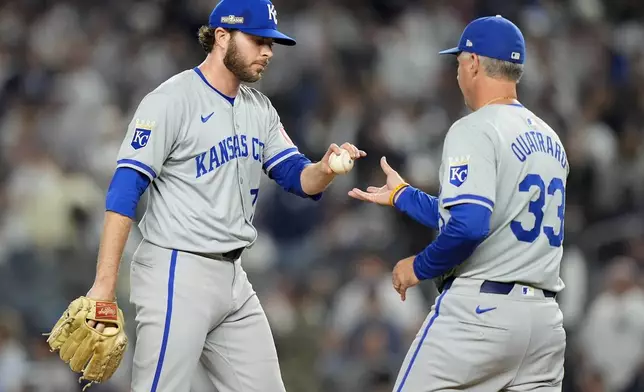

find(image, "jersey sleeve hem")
[263,147,299,173]
[441,194,494,211]
[116,159,157,181]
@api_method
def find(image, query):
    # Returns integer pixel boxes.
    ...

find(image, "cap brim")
[239,28,296,46]
[438,47,461,55]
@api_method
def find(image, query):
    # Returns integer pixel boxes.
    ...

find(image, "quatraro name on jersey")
[510,118,567,169]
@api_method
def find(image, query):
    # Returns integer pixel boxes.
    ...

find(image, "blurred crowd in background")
[0,0,644,391]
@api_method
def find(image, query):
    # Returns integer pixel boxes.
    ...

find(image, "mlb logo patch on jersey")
[131,119,154,150]
[526,117,537,129]
[448,156,470,187]
[521,286,535,297]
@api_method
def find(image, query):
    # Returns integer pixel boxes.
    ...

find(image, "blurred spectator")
[22,338,77,392]
[328,255,426,341]
[578,256,644,392]
[338,288,404,392]
[0,308,28,392]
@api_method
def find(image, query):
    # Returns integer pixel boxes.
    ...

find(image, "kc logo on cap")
[267,4,277,23]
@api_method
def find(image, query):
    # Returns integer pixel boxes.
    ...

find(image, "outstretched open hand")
[348,156,407,205]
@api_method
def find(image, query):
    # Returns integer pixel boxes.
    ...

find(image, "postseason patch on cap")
[220,15,244,24]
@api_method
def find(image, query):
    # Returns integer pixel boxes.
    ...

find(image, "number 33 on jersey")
[437,104,568,292]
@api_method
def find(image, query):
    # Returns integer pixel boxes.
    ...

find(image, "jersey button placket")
[232,109,251,224]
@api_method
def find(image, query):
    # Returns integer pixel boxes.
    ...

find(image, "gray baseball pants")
[393,277,566,392]
[128,239,285,392]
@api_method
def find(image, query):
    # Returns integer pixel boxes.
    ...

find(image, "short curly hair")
[197,26,237,54]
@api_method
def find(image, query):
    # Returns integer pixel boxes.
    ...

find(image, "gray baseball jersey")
[117,68,299,392]
[436,103,568,292]
[116,68,297,254]
[393,103,568,392]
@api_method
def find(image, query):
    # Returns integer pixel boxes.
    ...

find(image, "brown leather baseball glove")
[46,296,128,390]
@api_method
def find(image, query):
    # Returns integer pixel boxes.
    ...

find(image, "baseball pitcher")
[350,16,568,391]
[46,0,365,391]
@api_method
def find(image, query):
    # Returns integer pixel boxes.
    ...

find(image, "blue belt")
[188,247,244,262]
[443,278,556,298]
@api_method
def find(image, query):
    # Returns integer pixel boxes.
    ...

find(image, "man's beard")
[223,38,265,83]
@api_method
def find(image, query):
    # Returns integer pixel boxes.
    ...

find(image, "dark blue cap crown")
[439,15,525,64]
[209,0,296,46]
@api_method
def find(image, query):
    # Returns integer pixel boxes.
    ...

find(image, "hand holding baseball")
[320,142,366,175]
[328,149,354,174]
[348,156,407,206]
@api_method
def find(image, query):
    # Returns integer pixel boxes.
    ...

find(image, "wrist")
[306,161,334,178]
[318,161,336,176]
[412,254,428,281]
[89,279,117,300]
[301,162,334,195]
[390,183,409,206]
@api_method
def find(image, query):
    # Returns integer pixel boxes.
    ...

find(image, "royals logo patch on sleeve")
[131,119,155,150]
[448,156,470,187]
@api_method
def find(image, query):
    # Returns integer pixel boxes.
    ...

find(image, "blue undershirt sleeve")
[393,186,440,229]
[413,203,492,280]
[268,153,323,200]
[105,167,151,219]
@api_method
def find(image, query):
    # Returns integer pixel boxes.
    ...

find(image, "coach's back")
[438,103,568,292]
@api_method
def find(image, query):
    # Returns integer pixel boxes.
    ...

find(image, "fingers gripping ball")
[329,149,354,174]
[46,296,128,390]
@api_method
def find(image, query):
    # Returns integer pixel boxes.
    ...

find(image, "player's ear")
[214,27,232,49]
[470,53,480,75]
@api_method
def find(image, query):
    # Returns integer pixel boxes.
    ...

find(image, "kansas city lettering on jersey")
[511,130,567,169]
[195,135,265,178]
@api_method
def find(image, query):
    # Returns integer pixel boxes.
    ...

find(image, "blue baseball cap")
[208,0,296,46]
[439,15,525,64]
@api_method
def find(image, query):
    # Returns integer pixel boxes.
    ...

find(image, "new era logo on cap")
[438,15,526,64]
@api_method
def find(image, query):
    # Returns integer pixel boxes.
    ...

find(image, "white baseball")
[103,326,119,335]
[328,149,354,174]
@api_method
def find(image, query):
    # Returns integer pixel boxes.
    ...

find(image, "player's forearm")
[413,203,491,280]
[91,168,149,298]
[94,212,132,290]
[300,162,335,195]
[394,186,440,229]
[92,211,133,297]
